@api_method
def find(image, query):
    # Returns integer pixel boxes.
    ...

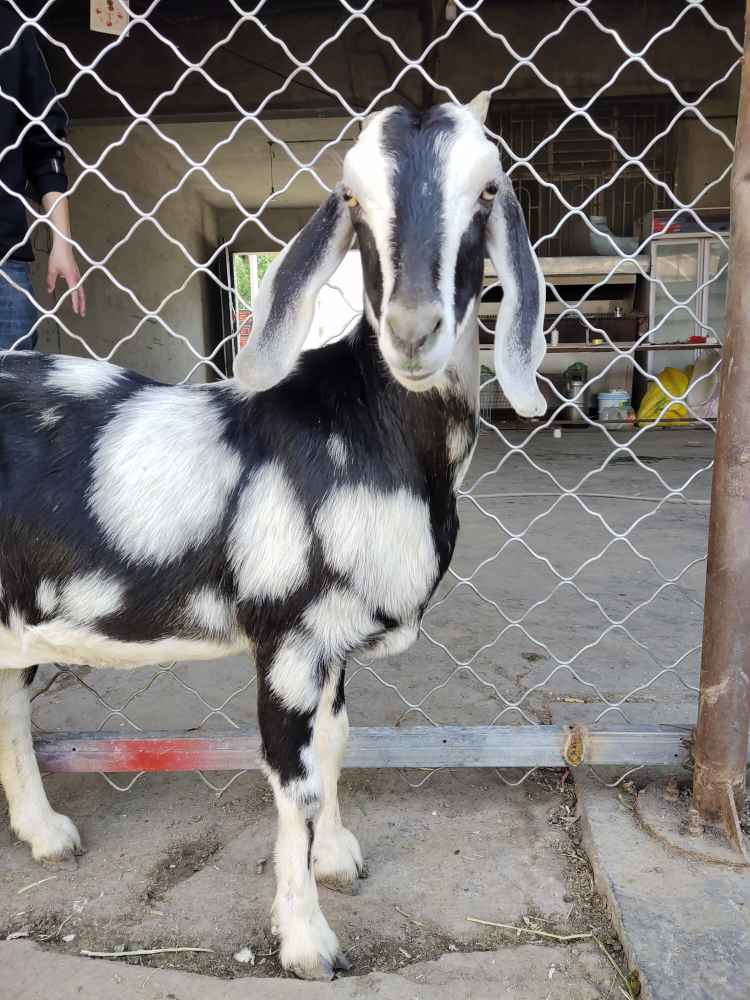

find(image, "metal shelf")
[487,418,717,428]
[545,342,722,353]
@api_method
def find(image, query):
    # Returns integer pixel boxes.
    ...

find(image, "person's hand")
[47,240,86,316]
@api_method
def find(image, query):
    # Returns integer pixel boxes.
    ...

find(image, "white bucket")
[598,390,630,421]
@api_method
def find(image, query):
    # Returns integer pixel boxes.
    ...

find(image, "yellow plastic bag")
[637,365,694,427]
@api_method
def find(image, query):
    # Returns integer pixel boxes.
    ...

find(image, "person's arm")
[41,191,85,317]
[20,29,68,202]
[19,30,85,315]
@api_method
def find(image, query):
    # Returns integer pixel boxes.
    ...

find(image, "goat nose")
[384,300,443,359]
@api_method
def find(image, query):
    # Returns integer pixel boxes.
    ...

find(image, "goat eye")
[343,188,359,209]
[481,181,498,202]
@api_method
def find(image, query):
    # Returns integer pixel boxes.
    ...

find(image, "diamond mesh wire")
[2,0,737,792]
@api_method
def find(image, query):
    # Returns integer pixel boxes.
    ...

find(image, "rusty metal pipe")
[692,1,750,854]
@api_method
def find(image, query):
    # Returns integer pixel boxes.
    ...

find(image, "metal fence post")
[692,1,750,856]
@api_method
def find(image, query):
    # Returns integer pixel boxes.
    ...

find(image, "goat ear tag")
[234,191,354,392]
[485,179,547,418]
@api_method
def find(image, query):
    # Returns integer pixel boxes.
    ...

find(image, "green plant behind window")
[234,253,276,311]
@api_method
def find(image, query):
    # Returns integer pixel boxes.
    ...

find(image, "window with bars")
[494,99,677,254]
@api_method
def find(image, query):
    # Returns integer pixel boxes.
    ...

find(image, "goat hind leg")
[312,664,365,893]
[0,668,82,861]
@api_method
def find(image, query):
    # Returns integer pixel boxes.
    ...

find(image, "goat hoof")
[23,812,83,863]
[334,951,352,971]
[358,860,370,879]
[318,874,361,896]
[313,825,364,893]
[277,907,343,981]
[290,957,335,981]
[319,958,335,980]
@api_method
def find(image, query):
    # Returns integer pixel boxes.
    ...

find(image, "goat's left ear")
[485,177,547,417]
[234,189,354,391]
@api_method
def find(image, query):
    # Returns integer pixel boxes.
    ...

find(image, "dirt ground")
[0,426,712,995]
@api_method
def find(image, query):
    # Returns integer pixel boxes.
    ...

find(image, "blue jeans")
[0,261,38,350]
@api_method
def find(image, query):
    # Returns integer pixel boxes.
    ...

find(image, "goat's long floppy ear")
[485,178,547,418]
[234,189,354,391]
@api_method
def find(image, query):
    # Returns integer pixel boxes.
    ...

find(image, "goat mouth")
[390,365,442,391]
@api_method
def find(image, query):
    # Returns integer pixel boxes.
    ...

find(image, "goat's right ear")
[234,189,354,391]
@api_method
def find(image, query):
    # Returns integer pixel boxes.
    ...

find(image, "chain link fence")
[3,0,741,793]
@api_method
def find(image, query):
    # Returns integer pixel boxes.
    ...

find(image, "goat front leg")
[312,665,365,893]
[0,668,82,861]
[257,641,350,980]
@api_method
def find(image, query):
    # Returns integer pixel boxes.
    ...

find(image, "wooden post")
[691,0,750,856]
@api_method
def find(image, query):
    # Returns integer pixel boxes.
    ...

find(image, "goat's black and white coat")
[0,95,545,979]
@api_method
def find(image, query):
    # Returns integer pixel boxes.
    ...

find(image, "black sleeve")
[19,29,69,201]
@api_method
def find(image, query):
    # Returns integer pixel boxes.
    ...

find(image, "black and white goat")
[0,93,545,979]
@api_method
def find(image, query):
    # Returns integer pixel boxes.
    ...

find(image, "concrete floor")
[1,768,624,996]
[579,771,750,1000]
[1,425,715,996]
[0,939,623,1000]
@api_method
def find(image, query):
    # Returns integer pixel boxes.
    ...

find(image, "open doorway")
[211,250,278,378]
[223,249,363,376]
[232,252,277,350]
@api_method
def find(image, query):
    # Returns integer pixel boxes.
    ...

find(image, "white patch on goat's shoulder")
[315,485,437,618]
[304,587,374,661]
[268,632,321,713]
[46,356,124,398]
[89,386,243,564]
[36,579,59,617]
[185,587,238,639]
[326,434,348,470]
[229,462,310,602]
[58,572,124,623]
[38,406,62,429]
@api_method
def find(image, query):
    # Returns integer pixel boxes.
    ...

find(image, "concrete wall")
[33,124,220,383]
[28,115,353,381]
[218,207,336,254]
[22,0,740,382]
[42,1,743,125]
[674,116,737,209]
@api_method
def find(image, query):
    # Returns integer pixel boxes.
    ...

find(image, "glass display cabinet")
[637,209,729,374]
